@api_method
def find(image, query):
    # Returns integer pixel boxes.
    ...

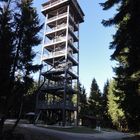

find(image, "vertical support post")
[65,5,70,59]
[76,22,80,126]
[63,69,67,126]
[62,5,70,126]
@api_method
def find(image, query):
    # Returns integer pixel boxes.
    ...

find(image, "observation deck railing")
[42,0,66,11]
[47,12,67,23]
[45,36,66,46]
[38,101,76,110]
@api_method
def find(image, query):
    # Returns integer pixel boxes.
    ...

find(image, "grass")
[101,128,115,132]
[38,125,100,134]
[123,135,140,140]
[16,126,61,140]
[122,131,140,140]
[4,124,60,140]
[4,123,140,140]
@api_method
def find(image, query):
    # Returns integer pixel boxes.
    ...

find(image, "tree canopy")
[88,78,102,119]
[101,0,140,131]
[0,0,42,138]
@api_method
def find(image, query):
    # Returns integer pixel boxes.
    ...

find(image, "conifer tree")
[88,78,102,119]
[107,80,126,130]
[102,80,112,127]
[0,1,14,137]
[11,0,43,130]
[12,0,42,93]
[0,0,42,137]
[79,86,88,118]
[101,0,140,131]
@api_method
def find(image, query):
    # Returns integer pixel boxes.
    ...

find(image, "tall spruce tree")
[101,0,140,131]
[13,0,42,93]
[88,78,102,119]
[0,1,12,106]
[102,80,112,127]
[79,86,88,119]
[11,0,43,130]
[0,1,14,137]
[102,80,109,114]
[0,0,42,137]
[107,80,126,130]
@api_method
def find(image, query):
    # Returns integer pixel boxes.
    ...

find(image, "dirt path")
[17,124,133,140]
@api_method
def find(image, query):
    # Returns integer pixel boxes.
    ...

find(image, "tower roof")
[42,0,84,23]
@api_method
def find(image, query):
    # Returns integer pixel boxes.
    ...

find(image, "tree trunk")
[11,96,23,132]
[0,117,5,139]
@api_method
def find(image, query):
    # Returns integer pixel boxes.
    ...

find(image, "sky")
[33,0,117,95]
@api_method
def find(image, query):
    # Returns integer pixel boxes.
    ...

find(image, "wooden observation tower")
[36,0,84,126]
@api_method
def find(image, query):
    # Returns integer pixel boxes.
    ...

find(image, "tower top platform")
[42,0,84,23]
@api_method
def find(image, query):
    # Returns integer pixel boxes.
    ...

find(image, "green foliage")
[101,0,140,131]
[88,78,102,119]
[0,2,14,101]
[0,0,42,137]
[101,80,113,127]
[13,0,42,87]
[23,81,38,114]
[7,0,43,116]
[102,80,109,114]
[107,80,126,130]
[79,86,88,118]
